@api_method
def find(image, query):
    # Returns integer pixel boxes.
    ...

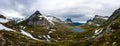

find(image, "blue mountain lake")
[72,28,84,32]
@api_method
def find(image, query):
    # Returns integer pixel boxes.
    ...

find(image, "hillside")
[0,11,87,46]
[80,8,120,46]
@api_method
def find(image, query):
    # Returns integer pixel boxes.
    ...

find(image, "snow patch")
[43,35,50,42]
[38,15,55,25]
[88,22,92,25]
[0,24,15,31]
[48,29,56,34]
[112,42,116,44]
[23,26,26,29]
[96,24,100,26]
[103,18,108,20]
[47,17,53,21]
[94,28,103,35]
[46,16,59,22]
[0,18,9,23]
[58,37,61,39]
[39,16,43,20]
[95,29,99,34]
[38,36,42,38]
[47,35,51,39]
[48,31,53,34]
[17,19,24,23]
[42,16,55,25]
[20,29,39,40]
[20,26,23,28]
[20,26,26,29]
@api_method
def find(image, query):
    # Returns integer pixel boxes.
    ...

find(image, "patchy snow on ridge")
[20,29,39,40]
[42,15,55,25]
[43,35,50,42]
[103,18,108,20]
[38,15,55,25]
[95,29,99,34]
[47,16,53,21]
[0,24,15,31]
[0,18,9,23]
[39,16,43,20]
[47,35,51,39]
[48,31,53,34]
[47,16,62,22]
[48,29,56,34]
[20,26,26,29]
[17,19,24,23]
[94,28,103,35]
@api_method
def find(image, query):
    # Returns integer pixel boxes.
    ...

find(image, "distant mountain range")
[65,18,85,26]
[0,10,75,45]
[72,22,84,26]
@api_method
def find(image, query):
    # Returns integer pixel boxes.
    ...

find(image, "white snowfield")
[0,24,15,31]
[17,19,24,23]
[0,18,9,23]
[103,18,108,20]
[42,15,55,25]
[20,29,40,41]
[47,16,62,23]
[96,17,108,20]
[0,24,41,41]
[38,15,56,25]
[0,18,15,31]
[47,17,53,21]
[47,16,59,22]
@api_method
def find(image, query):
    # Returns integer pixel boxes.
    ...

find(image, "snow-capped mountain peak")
[25,11,55,26]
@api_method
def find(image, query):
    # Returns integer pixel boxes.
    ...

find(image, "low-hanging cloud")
[0,0,120,22]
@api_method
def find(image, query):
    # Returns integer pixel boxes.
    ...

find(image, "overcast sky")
[0,0,120,23]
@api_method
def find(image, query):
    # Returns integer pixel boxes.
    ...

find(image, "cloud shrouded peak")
[0,0,120,22]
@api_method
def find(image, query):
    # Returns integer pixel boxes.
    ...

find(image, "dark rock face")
[0,14,6,19]
[25,11,52,26]
[65,18,73,23]
[87,19,92,23]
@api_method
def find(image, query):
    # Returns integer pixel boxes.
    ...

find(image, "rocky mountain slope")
[92,8,120,46]
[23,11,55,26]
[87,15,109,26]
[81,8,120,46]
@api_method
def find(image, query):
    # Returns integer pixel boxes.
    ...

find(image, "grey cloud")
[0,0,120,22]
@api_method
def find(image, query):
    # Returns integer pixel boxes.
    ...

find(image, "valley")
[0,8,120,46]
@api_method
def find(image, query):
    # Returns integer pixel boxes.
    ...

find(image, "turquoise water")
[72,28,84,32]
